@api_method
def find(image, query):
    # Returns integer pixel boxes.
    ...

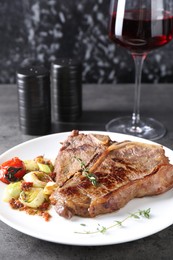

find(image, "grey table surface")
[1,83,173,260]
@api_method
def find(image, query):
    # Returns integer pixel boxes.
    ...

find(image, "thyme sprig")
[75,157,98,186]
[75,208,151,234]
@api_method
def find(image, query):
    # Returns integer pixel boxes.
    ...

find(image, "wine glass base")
[105,116,166,141]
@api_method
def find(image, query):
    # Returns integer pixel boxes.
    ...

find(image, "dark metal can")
[16,65,51,135]
[51,58,82,122]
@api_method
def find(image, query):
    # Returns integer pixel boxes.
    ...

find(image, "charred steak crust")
[51,131,173,219]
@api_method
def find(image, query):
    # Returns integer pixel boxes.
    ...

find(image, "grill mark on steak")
[50,131,173,219]
[84,152,100,168]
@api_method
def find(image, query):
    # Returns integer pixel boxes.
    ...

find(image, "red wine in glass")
[106,0,173,140]
[109,10,173,54]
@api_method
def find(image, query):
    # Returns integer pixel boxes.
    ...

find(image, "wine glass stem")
[132,54,146,129]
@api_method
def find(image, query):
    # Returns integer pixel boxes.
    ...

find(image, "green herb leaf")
[84,172,98,186]
[115,220,123,226]
[138,208,151,219]
[97,224,107,234]
[74,157,98,186]
[130,213,140,219]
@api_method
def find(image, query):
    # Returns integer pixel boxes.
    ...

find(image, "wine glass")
[106,0,173,140]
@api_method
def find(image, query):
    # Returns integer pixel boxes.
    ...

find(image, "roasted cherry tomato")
[0,157,26,184]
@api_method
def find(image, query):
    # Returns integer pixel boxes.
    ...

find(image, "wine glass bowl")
[106,0,173,140]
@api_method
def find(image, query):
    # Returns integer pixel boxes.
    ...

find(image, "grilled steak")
[51,131,173,219]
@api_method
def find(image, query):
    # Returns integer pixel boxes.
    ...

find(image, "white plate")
[0,131,173,246]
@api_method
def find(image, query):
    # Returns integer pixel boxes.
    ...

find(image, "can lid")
[51,59,82,76]
[51,58,81,69]
[17,65,49,79]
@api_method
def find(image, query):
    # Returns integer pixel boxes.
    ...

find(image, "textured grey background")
[1,0,173,84]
